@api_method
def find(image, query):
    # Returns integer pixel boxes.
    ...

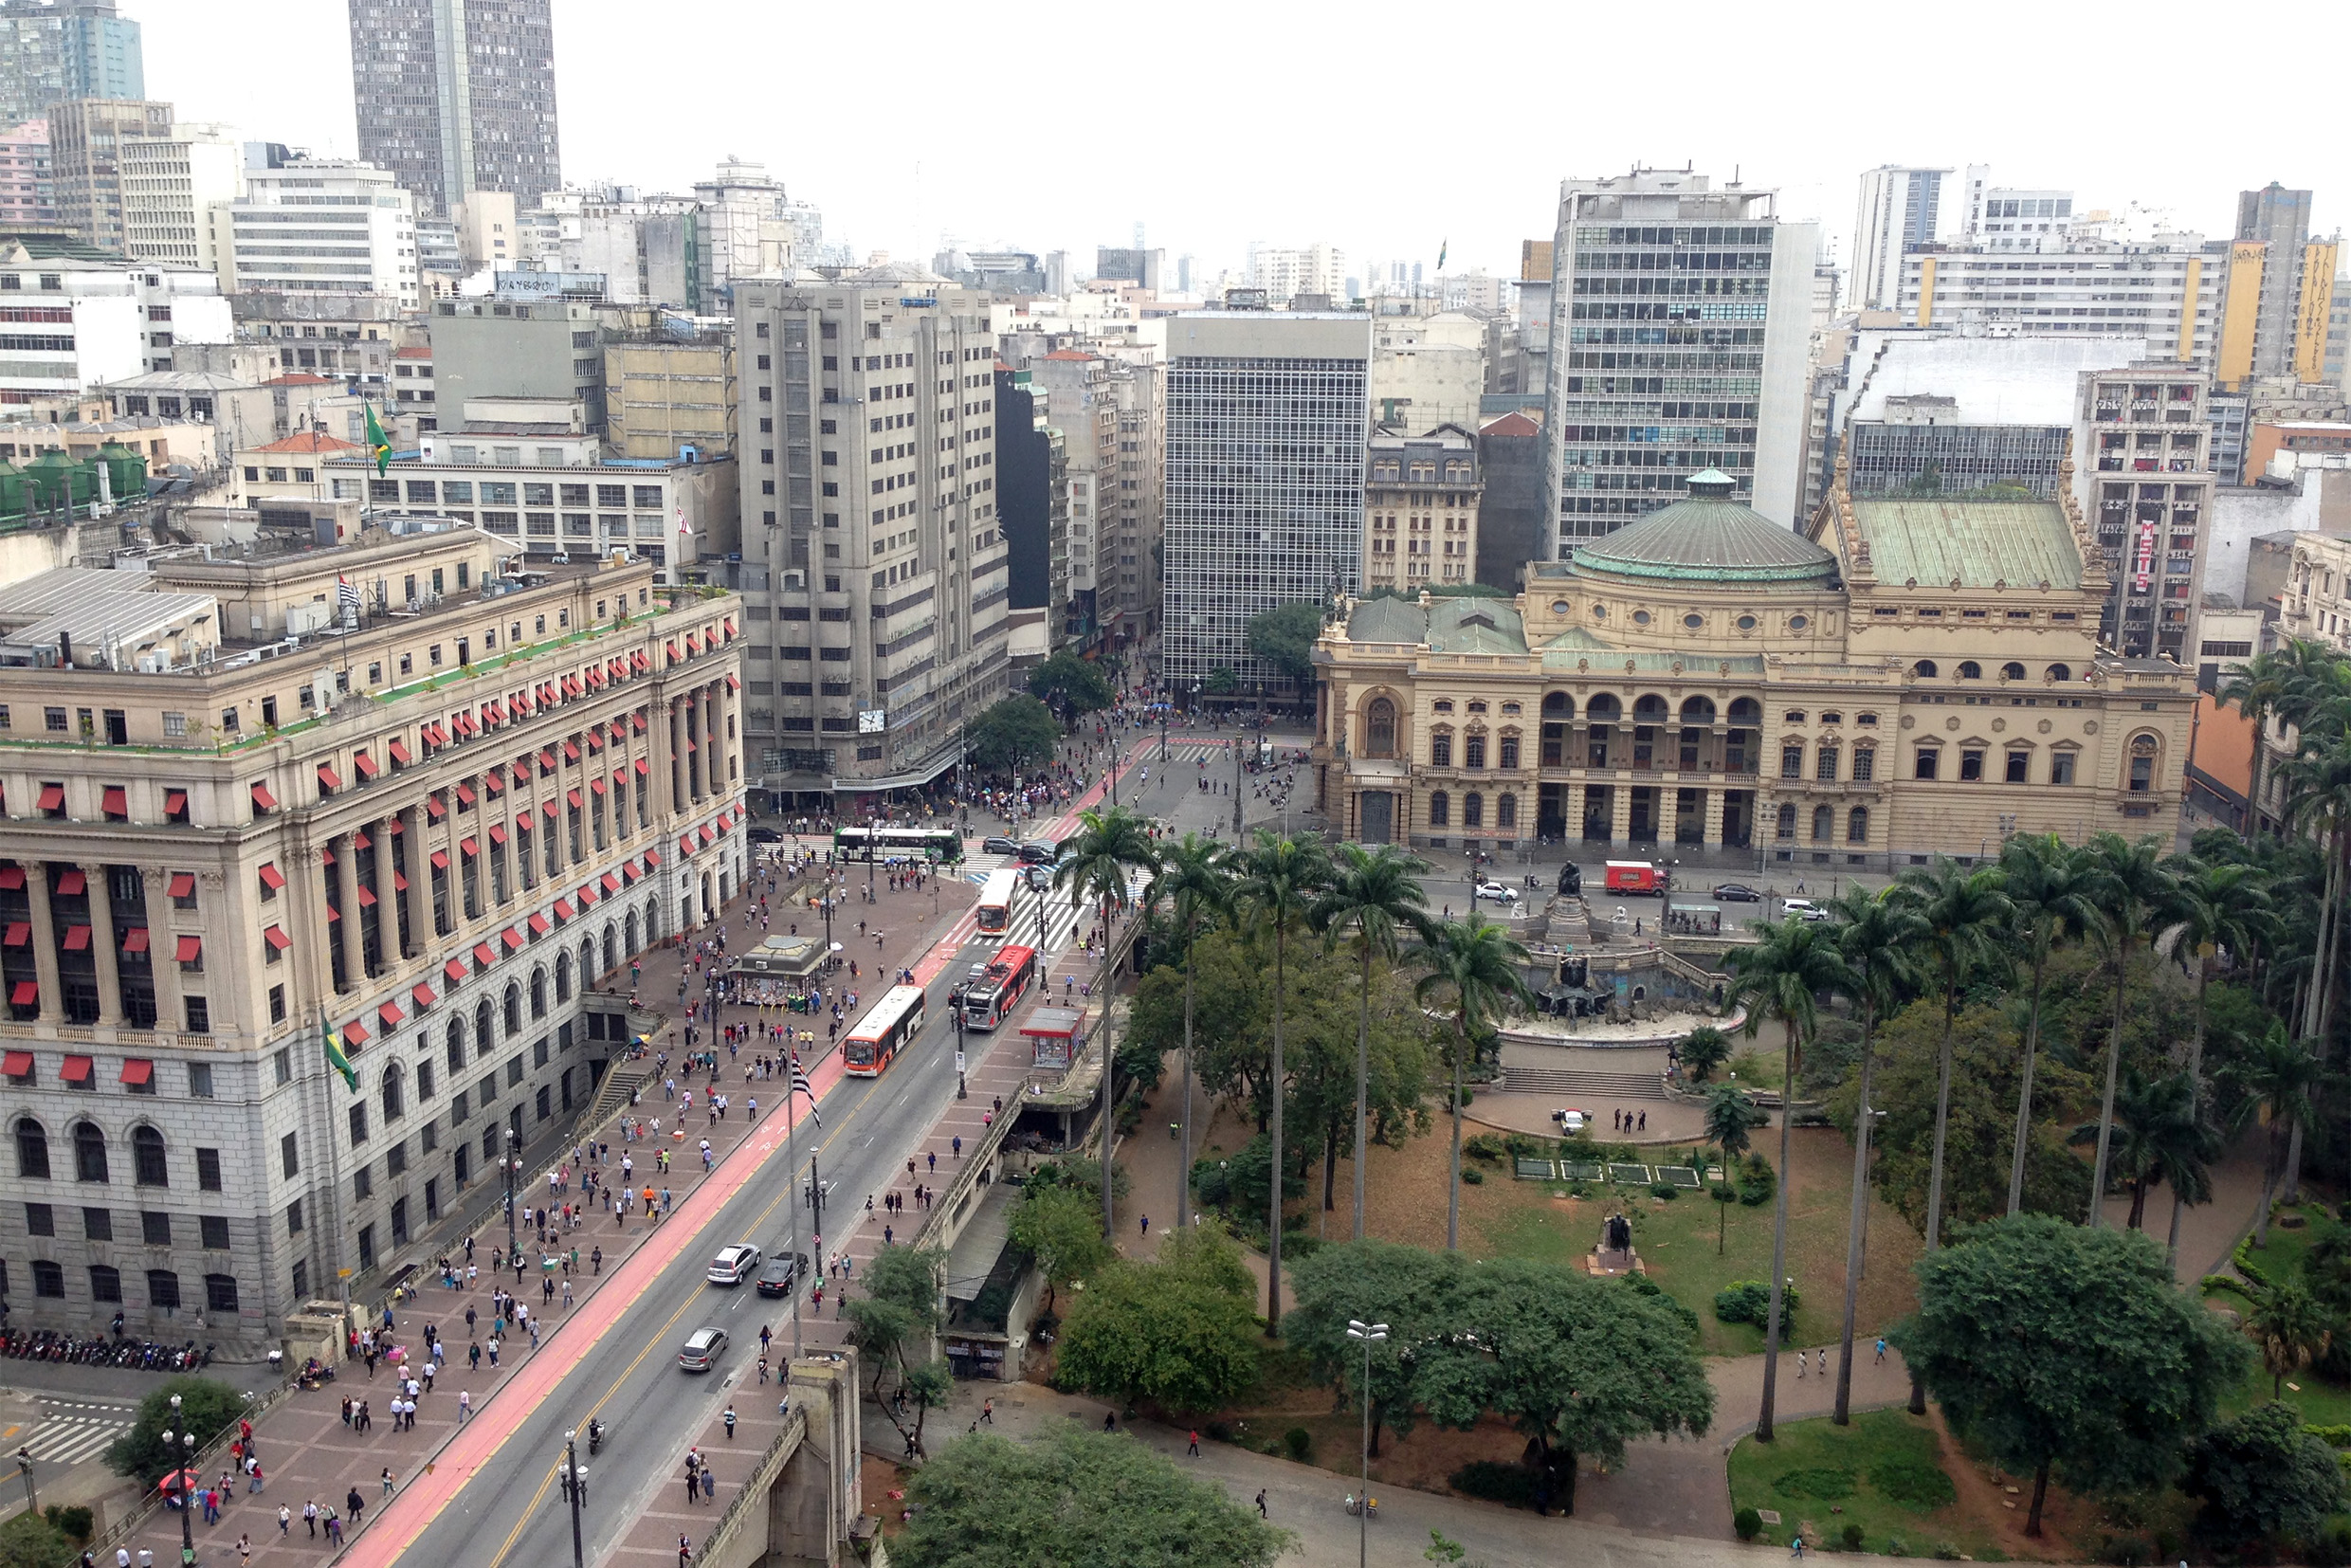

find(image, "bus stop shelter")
[1019,1007,1085,1071]
[735,935,825,981]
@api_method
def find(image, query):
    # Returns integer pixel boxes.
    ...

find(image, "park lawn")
[1725,1047,1785,1092]
[1470,1126,1923,1358]
[1728,1409,2007,1559]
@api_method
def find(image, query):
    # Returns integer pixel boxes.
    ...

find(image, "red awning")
[635,757,651,776]
[645,848,663,867]
[610,722,626,744]
[567,789,584,809]
[353,752,379,779]
[62,924,90,951]
[542,799,557,818]
[684,631,700,653]
[175,936,201,963]
[489,823,508,846]
[326,904,339,922]
[119,1058,152,1086]
[163,789,186,814]
[456,783,476,806]
[539,748,556,771]
[429,849,449,870]
[724,617,736,638]
[1,1049,29,1074]
[7,985,34,1008]
[250,782,278,811]
[632,711,647,733]
[699,825,717,847]
[726,673,741,692]
[35,784,62,811]
[120,927,149,954]
[0,868,22,890]
[564,675,582,697]
[453,712,474,737]
[393,871,409,892]
[101,785,126,815]
[665,641,680,660]
[679,835,696,856]
[600,873,622,894]
[410,983,436,1010]
[631,651,649,673]
[341,1020,369,1047]
[528,912,552,936]
[516,811,533,830]
[377,1001,402,1028]
[60,1054,91,1082]
[352,830,372,851]
[501,927,525,951]
[56,869,85,896]
[428,794,447,819]
[586,729,602,752]
[484,771,504,795]
[460,837,480,857]
[388,739,412,766]
[563,740,580,762]
[575,884,596,906]
[264,926,291,953]
[1,921,26,947]
[474,941,498,966]
[591,777,607,795]
[317,763,342,791]
[355,885,376,907]
[444,959,468,984]
[259,863,286,890]
[556,896,577,919]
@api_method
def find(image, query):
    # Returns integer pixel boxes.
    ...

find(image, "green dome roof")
[1572,470,1838,584]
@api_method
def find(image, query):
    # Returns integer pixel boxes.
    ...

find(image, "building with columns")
[0,527,746,1344]
[1312,467,2195,866]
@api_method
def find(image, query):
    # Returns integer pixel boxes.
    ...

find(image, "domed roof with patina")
[1571,470,1838,584]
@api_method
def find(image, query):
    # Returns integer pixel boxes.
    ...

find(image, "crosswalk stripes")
[27,1404,136,1467]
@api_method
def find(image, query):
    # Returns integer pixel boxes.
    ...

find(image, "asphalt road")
[396,924,1016,1568]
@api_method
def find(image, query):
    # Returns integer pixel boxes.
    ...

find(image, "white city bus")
[844,985,927,1077]
[974,867,1020,937]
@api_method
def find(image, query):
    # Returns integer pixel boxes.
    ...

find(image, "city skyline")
[122,0,2349,289]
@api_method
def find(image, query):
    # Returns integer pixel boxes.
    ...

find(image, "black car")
[747,827,783,845]
[1017,840,1062,866]
[982,835,1019,856]
[754,1252,813,1298]
[1711,883,1763,903]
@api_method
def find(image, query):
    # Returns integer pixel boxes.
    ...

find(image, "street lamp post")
[1159,708,1169,763]
[866,813,879,894]
[162,1395,195,1568]
[12,1445,32,1517]
[1345,1320,1388,1568]
[504,1125,520,1258]
[562,1429,586,1568]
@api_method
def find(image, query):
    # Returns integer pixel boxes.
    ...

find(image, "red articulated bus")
[958,944,1037,1030]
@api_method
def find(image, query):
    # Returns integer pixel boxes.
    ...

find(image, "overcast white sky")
[151,0,2351,285]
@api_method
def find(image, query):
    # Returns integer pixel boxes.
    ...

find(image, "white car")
[706,1242,762,1285]
[1473,881,1521,903]
[1552,1107,1589,1133]
[1778,898,1828,922]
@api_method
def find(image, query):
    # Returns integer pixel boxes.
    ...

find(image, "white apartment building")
[1898,241,2225,361]
[1012,346,1165,650]
[0,244,229,407]
[1247,241,1347,305]
[212,160,419,310]
[691,159,797,308]
[1959,166,2077,251]
[1363,425,1480,593]
[119,121,240,272]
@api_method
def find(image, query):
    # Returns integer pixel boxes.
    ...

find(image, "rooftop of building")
[1847,496,2083,590]
[1846,335,2151,427]
[1479,409,1543,438]
[0,230,125,264]
[98,370,253,393]
[393,346,432,359]
[1567,471,1839,585]
[248,430,360,455]
[261,373,333,388]
[0,568,216,668]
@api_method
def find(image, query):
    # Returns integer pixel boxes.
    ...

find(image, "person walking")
[722,1406,737,1440]
[235,1536,250,1568]
[277,1505,290,1538]
[1187,1429,1199,1457]
[1874,1337,1887,1364]
[1255,1490,1267,1519]
[380,1467,394,1498]
[302,1500,318,1538]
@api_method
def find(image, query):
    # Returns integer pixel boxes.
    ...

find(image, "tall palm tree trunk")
[1834,998,1876,1425]
[1446,1017,1467,1252]
[1177,914,1196,1230]
[1354,943,1372,1242]
[2166,957,2212,1266]
[1913,988,1959,1416]
[2007,934,2050,1217]
[1267,924,1286,1334]
[2087,946,2130,1230]
[1759,1014,1797,1442]
[1099,891,1118,1239]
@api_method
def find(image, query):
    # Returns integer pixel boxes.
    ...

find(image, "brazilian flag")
[324,1024,358,1092]
[364,403,391,476]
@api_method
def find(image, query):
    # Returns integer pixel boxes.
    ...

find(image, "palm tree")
[2247,1278,2336,1400]
[2225,1021,2325,1249]
[1311,843,1431,1241]
[1724,915,1850,1443]
[1052,805,1159,1239]
[1703,1083,1766,1256]
[1229,830,1332,1333]
[2075,833,2185,1229]
[2066,1068,2217,1231]
[1824,885,1923,1425]
[1410,917,1533,1254]
[2163,857,2276,1258]
[2279,734,2351,1192]
[1996,834,2098,1216]
[1890,859,2014,1251]
[1145,833,1230,1230]
[2221,642,2320,841]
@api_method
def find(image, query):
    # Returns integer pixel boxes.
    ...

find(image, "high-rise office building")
[730,266,1011,806]
[47,95,164,252]
[1851,165,1947,311]
[0,118,52,224]
[215,159,418,309]
[2075,363,2214,662]
[346,0,560,219]
[1540,168,1818,549]
[118,119,238,270]
[1162,307,1369,689]
[2235,183,2315,383]
[0,0,140,129]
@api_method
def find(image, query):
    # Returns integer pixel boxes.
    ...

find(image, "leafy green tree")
[844,1244,946,1450]
[1055,805,1158,1236]
[1890,1214,2251,1535]
[1190,1132,1303,1227]
[1725,914,1850,1439]
[1887,859,2014,1256]
[1007,1183,1111,1313]
[105,1376,243,1485]
[892,1428,1292,1568]
[1411,917,1532,1252]
[1288,1241,1461,1455]
[1243,601,1326,690]
[1412,1256,1714,1515]
[2245,1277,2335,1400]
[0,1514,74,1568]
[1996,833,2099,1216]
[1054,1222,1261,1415]
[2184,1401,2351,1548]
[1314,842,1432,1240]
[1144,832,1230,1225]
[1203,665,1238,697]
[1230,830,1332,1330]
[2162,857,2275,1261]
[1677,1025,1732,1083]
[1027,649,1115,720]
[965,694,1059,772]
[1128,928,1272,1124]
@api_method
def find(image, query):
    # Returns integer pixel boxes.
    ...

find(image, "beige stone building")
[605,334,736,462]
[1364,425,1481,593]
[1313,467,2194,867]
[0,528,748,1342]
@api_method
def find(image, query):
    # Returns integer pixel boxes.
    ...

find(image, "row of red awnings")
[0,1050,156,1085]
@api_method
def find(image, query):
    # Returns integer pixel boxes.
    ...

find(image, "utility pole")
[1230,730,1244,837]
[562,1430,585,1568]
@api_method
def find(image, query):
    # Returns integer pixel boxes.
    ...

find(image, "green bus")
[832,825,965,865]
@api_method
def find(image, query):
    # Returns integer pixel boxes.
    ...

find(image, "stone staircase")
[1495,1065,1670,1102]
[580,1059,654,1130]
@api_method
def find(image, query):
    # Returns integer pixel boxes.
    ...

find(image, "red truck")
[1603,860,1664,894]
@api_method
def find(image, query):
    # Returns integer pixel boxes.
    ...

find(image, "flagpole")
[785,1060,801,1361]
[316,1007,355,1329]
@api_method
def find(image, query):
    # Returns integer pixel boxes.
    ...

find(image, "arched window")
[530,968,548,1019]
[2000,662,2027,681]
[14,1117,47,1179]
[503,984,522,1036]
[1428,792,1450,829]
[1847,807,1869,845]
[2046,663,2071,683]
[1429,729,1452,768]
[1812,805,1833,842]
[381,1064,405,1122]
[475,1000,496,1054]
[1776,803,1796,840]
[625,910,642,957]
[1463,733,1486,769]
[1956,661,1981,680]
[578,939,595,992]
[88,1264,120,1303]
[2128,734,2159,793]
[132,1125,167,1187]
[146,1270,180,1311]
[1728,698,1762,724]
[1912,660,1938,678]
[447,1020,466,1073]
[1363,697,1397,758]
[555,954,573,1004]
[1632,694,1669,721]
[602,925,618,975]
[1541,690,1572,718]
[1497,793,1518,829]
[1585,694,1622,724]
[1680,696,1717,722]
[73,1121,107,1183]
[1464,793,1485,828]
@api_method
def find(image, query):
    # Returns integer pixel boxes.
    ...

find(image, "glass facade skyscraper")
[347,0,559,219]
